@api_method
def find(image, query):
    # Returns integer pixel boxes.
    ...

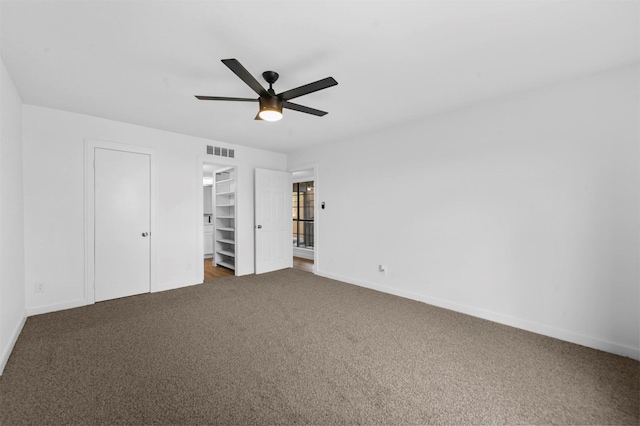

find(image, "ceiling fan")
[195,59,338,122]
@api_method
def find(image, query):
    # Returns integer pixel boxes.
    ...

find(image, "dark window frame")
[292,181,314,249]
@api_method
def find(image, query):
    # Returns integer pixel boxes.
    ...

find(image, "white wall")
[0,57,27,373]
[289,64,640,359]
[23,105,286,315]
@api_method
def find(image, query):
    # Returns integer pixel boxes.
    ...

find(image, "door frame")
[289,163,319,274]
[196,156,238,281]
[84,138,158,304]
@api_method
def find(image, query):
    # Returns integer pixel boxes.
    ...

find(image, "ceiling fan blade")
[283,101,328,117]
[279,77,338,101]
[195,95,257,102]
[221,59,270,98]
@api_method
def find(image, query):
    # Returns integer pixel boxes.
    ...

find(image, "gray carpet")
[1,268,638,425]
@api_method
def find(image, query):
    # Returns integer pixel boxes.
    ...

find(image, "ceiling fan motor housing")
[259,95,282,110]
[259,96,283,120]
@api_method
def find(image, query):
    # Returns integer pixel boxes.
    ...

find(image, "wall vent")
[206,145,235,158]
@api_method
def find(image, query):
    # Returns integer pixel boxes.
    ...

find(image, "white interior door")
[255,168,292,274]
[94,148,151,302]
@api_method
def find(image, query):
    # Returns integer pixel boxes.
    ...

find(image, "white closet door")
[94,148,151,302]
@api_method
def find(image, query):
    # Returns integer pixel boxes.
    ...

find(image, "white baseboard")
[293,248,314,260]
[155,279,202,293]
[315,270,640,360]
[0,312,27,375]
[25,278,203,317]
[27,298,86,317]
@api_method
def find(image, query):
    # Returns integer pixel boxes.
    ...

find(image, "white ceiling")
[2,1,638,154]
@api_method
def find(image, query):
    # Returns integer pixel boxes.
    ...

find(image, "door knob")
[141,232,149,237]
[257,225,262,229]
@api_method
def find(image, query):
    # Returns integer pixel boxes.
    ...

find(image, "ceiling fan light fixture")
[258,109,283,122]
[258,96,283,122]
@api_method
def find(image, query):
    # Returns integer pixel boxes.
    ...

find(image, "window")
[292,182,314,249]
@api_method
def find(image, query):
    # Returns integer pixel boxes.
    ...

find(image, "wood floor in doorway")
[204,257,314,281]
[293,256,314,273]
[204,259,234,281]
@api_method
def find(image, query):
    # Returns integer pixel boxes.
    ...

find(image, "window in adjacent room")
[292,182,314,249]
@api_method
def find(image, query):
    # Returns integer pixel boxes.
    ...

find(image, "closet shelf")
[216,260,235,270]
[216,238,235,245]
[216,178,234,185]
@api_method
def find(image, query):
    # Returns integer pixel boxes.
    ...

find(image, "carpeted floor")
[1,268,638,425]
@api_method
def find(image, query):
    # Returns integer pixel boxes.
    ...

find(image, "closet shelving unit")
[214,167,236,271]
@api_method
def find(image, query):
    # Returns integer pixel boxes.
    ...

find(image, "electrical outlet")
[34,282,45,293]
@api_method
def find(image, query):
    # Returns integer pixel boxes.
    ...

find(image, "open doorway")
[292,168,316,273]
[201,162,237,281]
